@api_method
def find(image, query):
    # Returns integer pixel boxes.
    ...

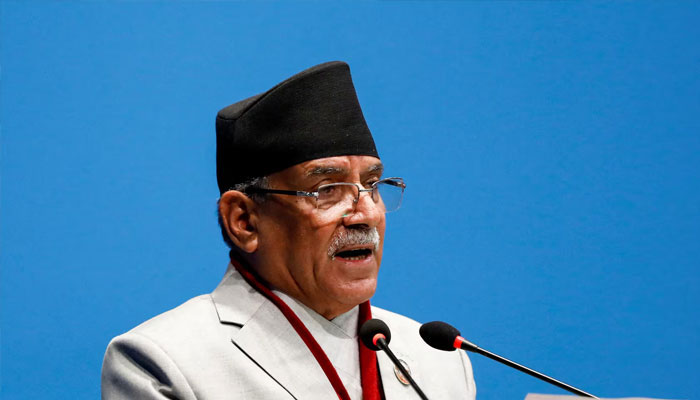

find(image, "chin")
[333,278,378,307]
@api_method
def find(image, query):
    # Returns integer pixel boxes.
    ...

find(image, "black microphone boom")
[359,319,430,400]
[420,321,599,399]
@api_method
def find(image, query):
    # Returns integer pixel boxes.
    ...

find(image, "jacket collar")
[210,263,339,399]
[210,262,265,325]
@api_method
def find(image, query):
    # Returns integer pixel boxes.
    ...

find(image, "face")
[251,155,386,319]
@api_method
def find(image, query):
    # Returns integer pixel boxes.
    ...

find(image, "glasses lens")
[317,184,358,210]
[376,179,405,213]
[316,180,405,213]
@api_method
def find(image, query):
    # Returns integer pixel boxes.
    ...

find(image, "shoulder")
[102,294,241,399]
[102,295,219,400]
[107,294,235,359]
[127,295,221,339]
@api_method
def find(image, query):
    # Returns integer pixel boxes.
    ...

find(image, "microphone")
[359,319,429,400]
[419,321,599,399]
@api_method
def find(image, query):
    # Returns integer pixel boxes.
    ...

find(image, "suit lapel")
[233,300,339,399]
[211,265,338,400]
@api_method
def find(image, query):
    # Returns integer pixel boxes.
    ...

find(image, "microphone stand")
[461,339,598,398]
[375,337,430,400]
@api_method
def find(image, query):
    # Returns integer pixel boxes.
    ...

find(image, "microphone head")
[419,321,461,351]
[359,318,392,351]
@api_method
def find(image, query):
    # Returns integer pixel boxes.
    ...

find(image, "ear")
[219,190,259,253]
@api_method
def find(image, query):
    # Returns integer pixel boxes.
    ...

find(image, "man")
[102,61,476,399]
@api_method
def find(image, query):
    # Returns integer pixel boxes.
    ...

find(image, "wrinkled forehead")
[304,157,384,177]
[273,155,384,184]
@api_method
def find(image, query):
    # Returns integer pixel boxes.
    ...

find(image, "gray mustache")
[327,227,380,257]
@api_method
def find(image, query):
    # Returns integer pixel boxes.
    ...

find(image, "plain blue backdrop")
[2,1,699,399]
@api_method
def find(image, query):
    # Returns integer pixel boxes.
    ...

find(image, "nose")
[342,188,383,228]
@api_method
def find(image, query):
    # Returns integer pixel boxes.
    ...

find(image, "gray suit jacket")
[101,265,476,399]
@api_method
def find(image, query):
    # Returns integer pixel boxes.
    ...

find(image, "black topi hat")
[216,61,379,194]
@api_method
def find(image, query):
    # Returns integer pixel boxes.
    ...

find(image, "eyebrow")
[366,163,384,175]
[305,162,384,177]
[306,166,347,177]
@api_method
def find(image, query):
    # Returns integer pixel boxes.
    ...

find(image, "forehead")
[268,155,383,187]
[301,155,383,177]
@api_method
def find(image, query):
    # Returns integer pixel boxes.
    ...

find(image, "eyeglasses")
[244,177,406,213]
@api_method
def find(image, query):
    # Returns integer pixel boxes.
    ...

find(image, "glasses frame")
[243,177,406,211]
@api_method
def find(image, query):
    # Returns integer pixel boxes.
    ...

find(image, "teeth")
[333,251,370,261]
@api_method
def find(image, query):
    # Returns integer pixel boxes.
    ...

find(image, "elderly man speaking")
[101,62,476,399]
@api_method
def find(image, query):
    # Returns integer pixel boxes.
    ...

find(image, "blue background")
[2,1,699,399]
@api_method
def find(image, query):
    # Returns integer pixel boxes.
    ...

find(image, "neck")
[229,251,356,320]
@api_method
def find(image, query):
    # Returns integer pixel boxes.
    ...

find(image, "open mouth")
[334,248,373,261]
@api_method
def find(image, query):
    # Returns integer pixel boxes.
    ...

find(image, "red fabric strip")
[232,255,383,400]
[358,300,382,400]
